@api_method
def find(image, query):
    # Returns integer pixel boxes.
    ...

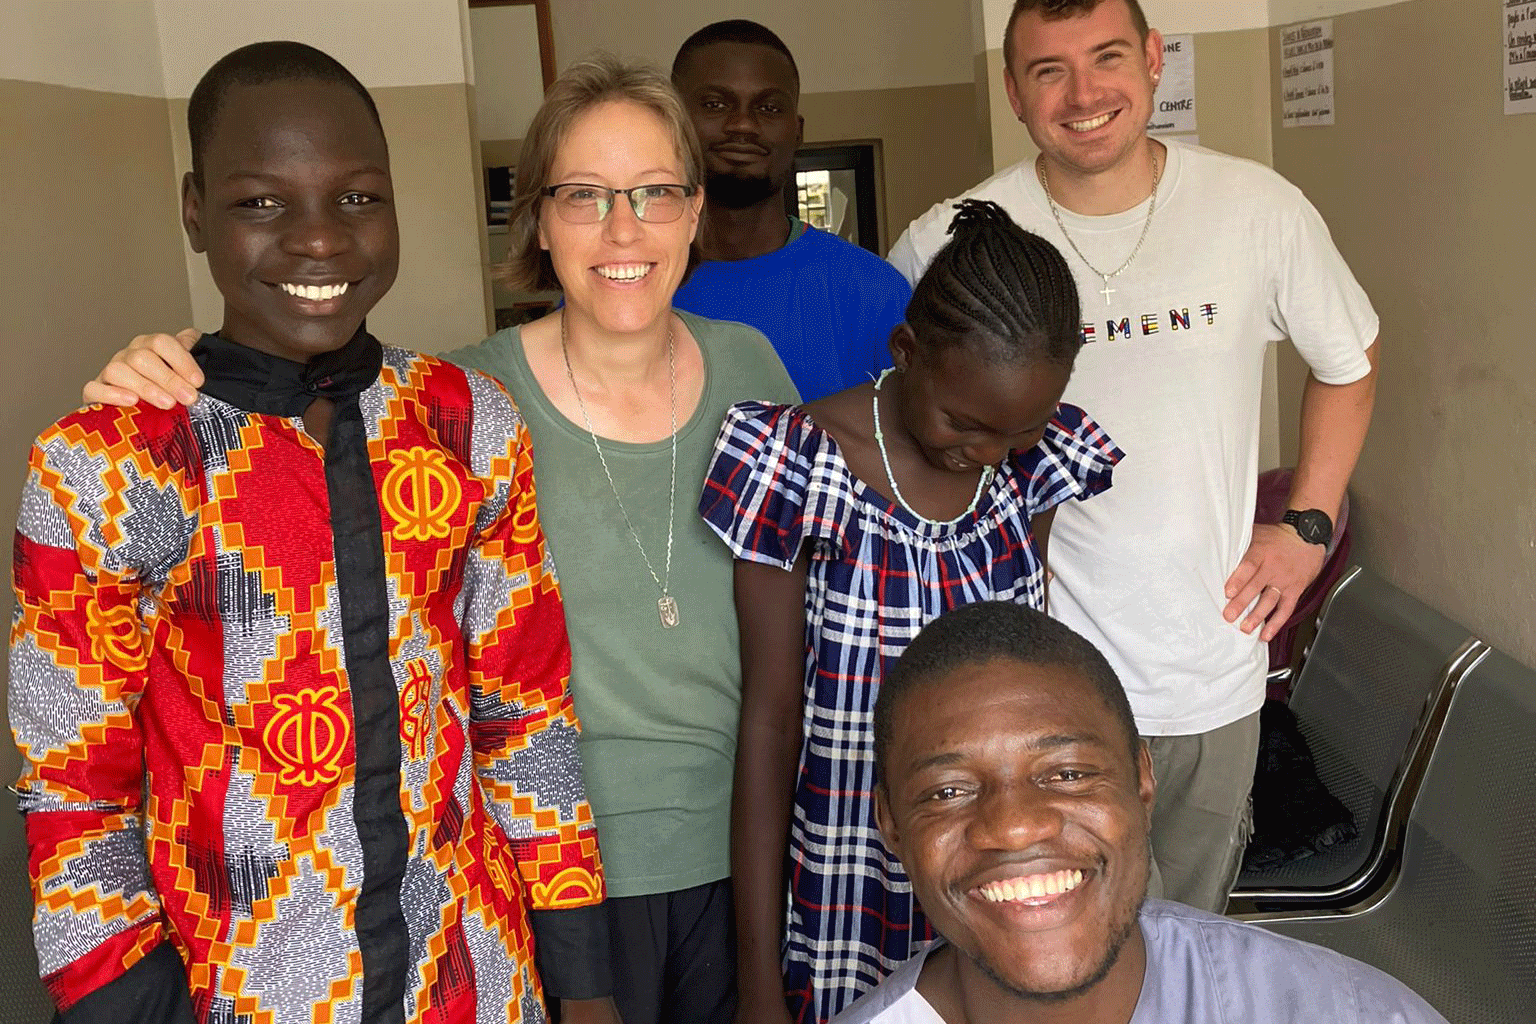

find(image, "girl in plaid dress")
[699,201,1123,1024]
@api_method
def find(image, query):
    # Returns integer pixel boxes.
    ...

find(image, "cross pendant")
[1099,278,1116,305]
[658,594,680,629]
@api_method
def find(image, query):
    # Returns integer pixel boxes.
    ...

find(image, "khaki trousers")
[1142,709,1260,913]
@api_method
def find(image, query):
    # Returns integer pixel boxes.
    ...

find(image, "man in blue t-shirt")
[835,601,1448,1024]
[670,20,911,402]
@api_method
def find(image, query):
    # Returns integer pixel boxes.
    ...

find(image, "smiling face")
[183,78,398,363]
[673,40,803,210]
[537,99,702,335]
[891,328,1072,473]
[1004,0,1162,183]
[876,655,1155,1003]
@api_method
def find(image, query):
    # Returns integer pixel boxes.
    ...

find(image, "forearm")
[731,699,804,997]
[1288,342,1378,519]
[730,556,809,1004]
[1031,506,1058,612]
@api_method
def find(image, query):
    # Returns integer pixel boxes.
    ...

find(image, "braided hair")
[905,199,1082,368]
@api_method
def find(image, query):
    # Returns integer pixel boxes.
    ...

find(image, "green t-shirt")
[446,311,798,896]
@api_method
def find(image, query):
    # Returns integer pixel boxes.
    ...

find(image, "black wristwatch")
[1282,508,1333,546]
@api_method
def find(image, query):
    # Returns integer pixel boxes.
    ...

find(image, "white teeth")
[280,281,349,300]
[1068,112,1114,132]
[596,264,651,281]
[979,869,1085,903]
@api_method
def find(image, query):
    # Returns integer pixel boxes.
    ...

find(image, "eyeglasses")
[542,183,697,224]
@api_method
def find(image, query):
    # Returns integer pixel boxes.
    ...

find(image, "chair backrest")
[1267,566,1479,894]
[0,808,54,1024]
[1249,645,1536,1021]
[1375,646,1536,1020]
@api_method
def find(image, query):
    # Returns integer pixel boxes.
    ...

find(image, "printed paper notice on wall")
[1281,19,1335,127]
[1149,34,1196,136]
[1507,1,1536,115]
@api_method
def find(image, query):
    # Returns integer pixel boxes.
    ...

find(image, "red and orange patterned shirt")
[9,342,603,1023]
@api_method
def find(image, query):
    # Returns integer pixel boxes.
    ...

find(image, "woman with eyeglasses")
[82,54,798,1024]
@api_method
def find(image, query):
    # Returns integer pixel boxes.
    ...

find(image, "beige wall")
[1270,0,1536,666]
[1268,0,1412,21]
[154,0,471,94]
[799,83,982,255]
[1,0,193,791]
[469,3,545,142]
[0,80,193,783]
[0,83,191,447]
[547,0,972,93]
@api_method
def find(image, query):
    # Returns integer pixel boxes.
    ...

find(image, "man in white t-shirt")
[834,601,1445,1024]
[888,0,1379,912]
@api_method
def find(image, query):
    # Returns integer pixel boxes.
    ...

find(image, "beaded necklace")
[871,368,994,527]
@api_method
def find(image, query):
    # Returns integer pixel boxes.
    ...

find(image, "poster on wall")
[1149,34,1197,137]
[1281,19,1335,127]
[1507,0,1536,115]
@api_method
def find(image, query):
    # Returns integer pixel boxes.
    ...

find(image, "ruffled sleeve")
[698,402,854,569]
[1012,402,1124,515]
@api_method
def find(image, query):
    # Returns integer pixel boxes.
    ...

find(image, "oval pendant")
[658,595,680,629]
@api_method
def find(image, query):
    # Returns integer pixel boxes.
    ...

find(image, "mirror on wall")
[785,142,882,255]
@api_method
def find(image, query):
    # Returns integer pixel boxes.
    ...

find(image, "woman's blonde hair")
[498,53,706,293]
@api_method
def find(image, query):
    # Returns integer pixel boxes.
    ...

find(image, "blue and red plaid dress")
[699,400,1123,1023]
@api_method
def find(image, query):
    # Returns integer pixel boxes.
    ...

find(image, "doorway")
[785,142,883,255]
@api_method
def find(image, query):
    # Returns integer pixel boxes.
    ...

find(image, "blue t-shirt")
[673,224,911,402]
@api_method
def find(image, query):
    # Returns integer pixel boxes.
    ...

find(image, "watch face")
[1292,509,1332,545]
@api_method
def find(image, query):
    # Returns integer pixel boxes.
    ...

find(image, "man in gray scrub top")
[833,602,1446,1024]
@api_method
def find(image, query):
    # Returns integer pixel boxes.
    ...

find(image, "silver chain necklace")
[1037,150,1162,306]
[560,311,680,628]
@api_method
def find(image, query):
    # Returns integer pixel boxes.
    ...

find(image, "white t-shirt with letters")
[889,142,1378,734]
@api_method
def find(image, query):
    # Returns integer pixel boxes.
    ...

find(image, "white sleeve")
[887,197,957,287]
[886,223,926,286]
[1270,190,1379,385]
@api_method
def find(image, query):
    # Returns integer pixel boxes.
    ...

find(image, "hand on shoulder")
[83,329,203,409]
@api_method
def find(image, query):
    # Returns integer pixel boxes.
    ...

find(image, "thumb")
[176,327,200,350]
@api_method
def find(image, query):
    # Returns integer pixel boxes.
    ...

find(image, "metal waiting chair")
[1248,645,1536,1022]
[1229,566,1484,908]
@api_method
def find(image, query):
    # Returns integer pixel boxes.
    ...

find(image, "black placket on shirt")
[195,331,408,1024]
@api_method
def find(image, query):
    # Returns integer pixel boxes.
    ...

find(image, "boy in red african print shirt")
[8,42,613,1024]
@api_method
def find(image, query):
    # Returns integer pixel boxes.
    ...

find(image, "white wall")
[0,0,165,94]
[549,0,973,92]
[973,0,1274,47]
[470,3,545,140]
[153,0,469,96]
